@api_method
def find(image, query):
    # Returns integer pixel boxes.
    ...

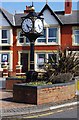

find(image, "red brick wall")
[13,28,18,72]
[61,25,72,50]
[6,79,25,90]
[13,83,75,105]
[12,25,79,74]
[37,84,75,104]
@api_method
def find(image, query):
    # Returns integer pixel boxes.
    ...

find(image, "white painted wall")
[0,12,13,70]
[0,12,10,26]
[0,12,13,46]
[43,9,59,27]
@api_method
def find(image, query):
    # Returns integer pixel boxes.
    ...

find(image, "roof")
[14,13,28,26]
[39,4,79,25]
[0,4,79,27]
[39,4,63,25]
[0,7,14,26]
[58,10,79,25]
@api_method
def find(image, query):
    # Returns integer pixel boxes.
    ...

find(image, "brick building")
[0,0,79,77]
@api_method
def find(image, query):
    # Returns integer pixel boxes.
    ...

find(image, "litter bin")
[75,76,79,95]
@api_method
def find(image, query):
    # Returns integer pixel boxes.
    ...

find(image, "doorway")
[21,53,28,72]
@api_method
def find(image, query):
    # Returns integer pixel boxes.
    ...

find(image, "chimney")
[24,5,35,13]
[65,0,72,14]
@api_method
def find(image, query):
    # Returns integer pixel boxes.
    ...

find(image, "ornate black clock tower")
[21,5,44,82]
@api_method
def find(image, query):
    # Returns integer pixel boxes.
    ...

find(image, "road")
[23,105,78,119]
[2,105,79,119]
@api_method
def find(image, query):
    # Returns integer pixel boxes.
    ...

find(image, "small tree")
[42,49,79,83]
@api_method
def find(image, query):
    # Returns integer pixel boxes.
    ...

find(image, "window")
[37,28,46,43]
[36,27,58,44]
[48,53,57,64]
[1,30,10,44]
[0,53,9,68]
[26,37,29,43]
[1,54,8,62]
[19,32,24,43]
[36,53,58,69]
[74,30,79,44]
[18,31,29,44]
[37,54,45,68]
[48,28,57,43]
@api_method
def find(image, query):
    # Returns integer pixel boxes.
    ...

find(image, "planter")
[13,82,75,105]
[6,77,26,90]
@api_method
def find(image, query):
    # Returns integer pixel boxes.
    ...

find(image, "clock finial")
[32,1,33,7]
[46,0,48,4]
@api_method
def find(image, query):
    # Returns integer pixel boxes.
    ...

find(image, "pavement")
[0,89,79,119]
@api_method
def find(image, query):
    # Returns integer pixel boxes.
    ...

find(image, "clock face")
[22,18,33,33]
[34,19,43,33]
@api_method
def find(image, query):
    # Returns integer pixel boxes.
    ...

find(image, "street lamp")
[21,7,44,82]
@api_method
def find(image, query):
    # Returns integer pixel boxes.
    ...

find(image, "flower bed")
[13,81,75,105]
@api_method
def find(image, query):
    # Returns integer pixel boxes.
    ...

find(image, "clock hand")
[38,24,41,30]
[26,24,31,29]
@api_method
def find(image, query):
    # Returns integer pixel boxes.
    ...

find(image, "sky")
[0,0,79,14]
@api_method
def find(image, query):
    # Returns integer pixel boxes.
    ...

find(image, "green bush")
[42,50,79,83]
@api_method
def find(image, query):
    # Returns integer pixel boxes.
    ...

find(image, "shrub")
[42,50,79,83]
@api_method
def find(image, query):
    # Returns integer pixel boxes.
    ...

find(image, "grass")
[26,81,52,86]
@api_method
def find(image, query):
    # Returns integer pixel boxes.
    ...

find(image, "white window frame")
[47,27,58,44]
[0,28,12,46]
[73,29,79,46]
[17,29,30,46]
[35,52,58,70]
[36,28,47,44]
[35,26,60,45]
[1,29,10,44]
[72,27,79,46]
[37,53,46,69]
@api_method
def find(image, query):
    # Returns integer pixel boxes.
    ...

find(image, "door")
[21,53,28,72]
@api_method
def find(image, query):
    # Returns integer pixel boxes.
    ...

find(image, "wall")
[37,83,75,104]
[13,82,75,105]
[61,25,72,50]
[6,78,26,90]
[0,12,10,26]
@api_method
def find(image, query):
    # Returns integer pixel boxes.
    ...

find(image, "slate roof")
[0,4,79,26]
[14,13,27,26]
[0,7,14,26]
[58,10,79,25]
[39,4,79,25]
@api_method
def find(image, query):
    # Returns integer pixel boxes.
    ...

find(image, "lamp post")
[21,7,44,82]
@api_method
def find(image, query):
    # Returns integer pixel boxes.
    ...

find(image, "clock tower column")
[21,6,44,82]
